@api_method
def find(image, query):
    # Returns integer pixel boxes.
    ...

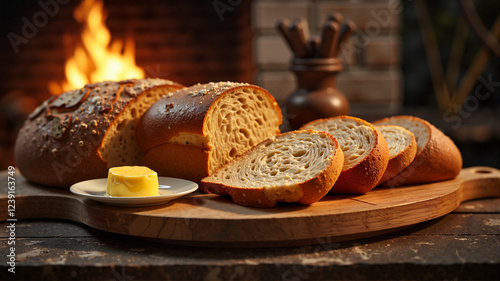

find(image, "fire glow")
[48,0,144,95]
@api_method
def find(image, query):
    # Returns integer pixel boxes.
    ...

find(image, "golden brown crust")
[300,116,390,194]
[205,184,277,208]
[375,126,418,186]
[14,79,183,187]
[202,130,344,208]
[374,116,462,187]
[142,142,210,187]
[332,126,389,194]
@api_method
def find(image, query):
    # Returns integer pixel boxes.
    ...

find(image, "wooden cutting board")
[1,166,499,247]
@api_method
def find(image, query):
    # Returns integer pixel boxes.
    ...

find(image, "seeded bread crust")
[14,78,184,187]
[373,115,462,186]
[201,130,344,208]
[301,116,390,194]
[375,125,417,186]
[136,82,283,186]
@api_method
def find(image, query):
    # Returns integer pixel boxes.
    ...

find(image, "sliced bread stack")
[375,125,417,186]
[301,116,389,194]
[373,115,462,186]
[202,130,344,208]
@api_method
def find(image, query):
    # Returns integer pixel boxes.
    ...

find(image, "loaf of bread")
[373,115,462,186]
[135,82,283,186]
[375,125,417,186]
[301,116,389,194]
[15,78,184,187]
[202,130,344,207]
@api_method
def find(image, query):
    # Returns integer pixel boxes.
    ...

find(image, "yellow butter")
[106,166,159,197]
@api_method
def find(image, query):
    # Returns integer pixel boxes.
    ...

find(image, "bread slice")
[201,130,344,207]
[300,116,389,194]
[373,115,462,186]
[375,125,417,186]
[136,82,283,186]
[15,79,184,187]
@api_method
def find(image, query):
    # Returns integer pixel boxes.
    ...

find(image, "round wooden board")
[1,167,499,247]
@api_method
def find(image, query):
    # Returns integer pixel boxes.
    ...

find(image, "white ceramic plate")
[70,177,198,207]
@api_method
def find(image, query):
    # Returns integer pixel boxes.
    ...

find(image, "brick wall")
[0,0,253,100]
[252,0,403,114]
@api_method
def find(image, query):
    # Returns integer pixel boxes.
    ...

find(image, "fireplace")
[1,0,254,94]
[0,0,256,169]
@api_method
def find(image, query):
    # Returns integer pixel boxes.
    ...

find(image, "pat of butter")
[106,166,159,197]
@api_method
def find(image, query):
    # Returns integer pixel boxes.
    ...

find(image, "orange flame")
[48,0,144,95]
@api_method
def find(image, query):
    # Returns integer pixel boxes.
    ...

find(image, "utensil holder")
[277,14,355,129]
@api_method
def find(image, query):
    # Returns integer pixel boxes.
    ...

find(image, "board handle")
[458,166,500,202]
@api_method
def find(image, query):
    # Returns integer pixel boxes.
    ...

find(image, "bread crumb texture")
[375,117,430,154]
[376,125,414,158]
[204,131,337,202]
[98,79,179,166]
[204,84,282,173]
[301,116,375,170]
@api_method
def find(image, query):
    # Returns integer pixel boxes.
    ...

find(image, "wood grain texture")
[1,167,499,248]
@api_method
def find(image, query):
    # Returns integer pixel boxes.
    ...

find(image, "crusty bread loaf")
[301,116,389,194]
[15,78,184,187]
[373,115,462,186]
[375,125,417,186]
[202,130,344,207]
[136,82,283,186]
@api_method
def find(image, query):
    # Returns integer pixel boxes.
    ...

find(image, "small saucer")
[70,177,198,207]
